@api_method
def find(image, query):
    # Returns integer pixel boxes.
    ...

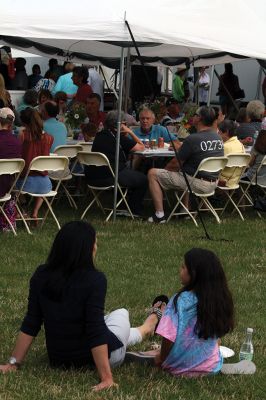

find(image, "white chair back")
[28,156,69,173]
[78,142,92,152]
[225,153,251,168]
[197,157,228,174]
[54,145,83,159]
[0,159,25,176]
[78,151,112,170]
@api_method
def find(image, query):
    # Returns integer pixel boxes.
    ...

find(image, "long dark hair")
[42,221,96,301]
[174,248,234,339]
[20,107,43,141]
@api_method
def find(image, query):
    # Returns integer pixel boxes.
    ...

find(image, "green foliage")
[0,205,265,399]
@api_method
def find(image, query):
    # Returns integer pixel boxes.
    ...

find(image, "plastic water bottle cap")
[247,328,253,333]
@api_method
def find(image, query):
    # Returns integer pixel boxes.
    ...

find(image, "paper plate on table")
[220,346,235,358]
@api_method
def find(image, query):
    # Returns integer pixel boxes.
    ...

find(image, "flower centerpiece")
[65,102,87,137]
[177,103,198,139]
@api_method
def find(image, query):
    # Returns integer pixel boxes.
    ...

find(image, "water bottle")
[239,327,254,361]
[253,131,259,142]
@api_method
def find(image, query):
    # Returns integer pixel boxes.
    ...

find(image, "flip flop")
[125,351,155,365]
[152,295,169,307]
[149,294,169,333]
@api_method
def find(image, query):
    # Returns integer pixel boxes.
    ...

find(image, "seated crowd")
[0,58,266,230]
[0,56,261,391]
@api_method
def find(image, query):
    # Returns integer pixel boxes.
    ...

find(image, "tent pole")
[165,67,169,94]
[256,66,263,99]
[113,46,126,221]
[124,48,131,112]
[207,65,214,106]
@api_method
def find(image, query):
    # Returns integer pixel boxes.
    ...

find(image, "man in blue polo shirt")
[133,108,176,143]
[42,101,67,152]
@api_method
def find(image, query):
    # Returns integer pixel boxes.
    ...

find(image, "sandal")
[149,294,169,332]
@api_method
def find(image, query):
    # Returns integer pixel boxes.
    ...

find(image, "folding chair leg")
[81,191,106,220]
[222,191,245,221]
[62,183,78,209]
[90,189,106,215]
[117,187,134,219]
[41,197,61,230]
[201,198,221,223]
[15,204,32,234]
[0,206,17,235]
[167,192,183,222]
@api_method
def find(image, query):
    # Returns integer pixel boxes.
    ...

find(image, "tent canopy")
[1,0,266,67]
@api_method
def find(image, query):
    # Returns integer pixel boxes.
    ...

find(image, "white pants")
[104,308,142,368]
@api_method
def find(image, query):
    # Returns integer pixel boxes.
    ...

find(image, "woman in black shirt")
[0,221,165,392]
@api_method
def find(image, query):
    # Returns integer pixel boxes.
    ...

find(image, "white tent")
[1,0,266,65]
[2,0,266,219]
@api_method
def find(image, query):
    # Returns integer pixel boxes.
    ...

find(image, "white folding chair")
[16,156,69,233]
[78,142,92,152]
[78,151,134,221]
[237,155,266,217]
[52,144,83,209]
[0,159,26,235]
[167,157,228,226]
[216,153,251,221]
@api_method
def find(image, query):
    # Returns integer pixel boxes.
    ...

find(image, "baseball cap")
[166,97,179,107]
[0,107,15,120]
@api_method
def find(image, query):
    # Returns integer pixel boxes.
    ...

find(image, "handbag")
[233,88,245,99]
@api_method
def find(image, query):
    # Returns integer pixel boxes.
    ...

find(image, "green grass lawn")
[0,205,265,400]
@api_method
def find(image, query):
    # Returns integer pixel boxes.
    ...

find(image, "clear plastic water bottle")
[253,131,259,142]
[239,327,254,361]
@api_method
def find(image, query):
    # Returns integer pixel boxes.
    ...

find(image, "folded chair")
[16,156,69,233]
[216,153,251,221]
[52,144,83,209]
[167,157,228,226]
[0,159,25,235]
[78,151,134,221]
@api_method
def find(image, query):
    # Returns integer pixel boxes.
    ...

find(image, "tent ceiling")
[1,0,266,67]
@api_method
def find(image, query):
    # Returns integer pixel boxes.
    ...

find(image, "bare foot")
[137,301,167,338]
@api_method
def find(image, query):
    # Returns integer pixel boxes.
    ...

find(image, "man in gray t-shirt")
[147,106,224,223]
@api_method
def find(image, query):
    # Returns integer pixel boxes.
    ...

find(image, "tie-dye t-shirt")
[156,291,223,377]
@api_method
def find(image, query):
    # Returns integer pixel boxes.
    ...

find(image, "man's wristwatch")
[8,357,21,368]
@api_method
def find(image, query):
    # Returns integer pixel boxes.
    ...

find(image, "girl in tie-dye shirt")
[155,248,234,377]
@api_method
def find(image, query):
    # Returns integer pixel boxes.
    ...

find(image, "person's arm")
[85,274,116,391]
[121,124,145,151]
[0,332,34,373]
[91,345,117,392]
[154,337,173,367]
